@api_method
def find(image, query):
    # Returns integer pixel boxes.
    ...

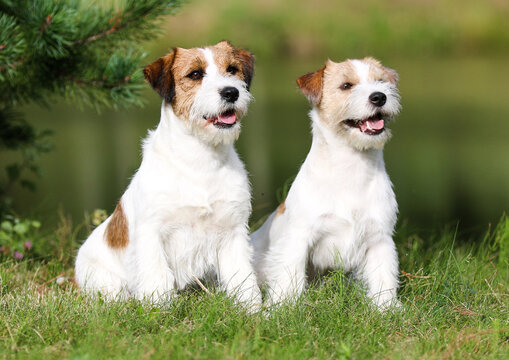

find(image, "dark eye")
[187,70,203,80]
[227,65,239,75]
[340,82,353,90]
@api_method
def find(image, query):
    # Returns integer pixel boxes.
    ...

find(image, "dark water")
[5,56,509,234]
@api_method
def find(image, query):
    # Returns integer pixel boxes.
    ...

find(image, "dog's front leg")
[129,222,175,303]
[217,230,262,312]
[359,238,401,311]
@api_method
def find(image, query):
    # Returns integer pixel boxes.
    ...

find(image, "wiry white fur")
[75,50,261,311]
[188,48,252,146]
[336,61,401,151]
[251,60,401,310]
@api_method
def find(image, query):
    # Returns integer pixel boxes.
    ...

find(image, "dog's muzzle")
[204,109,238,128]
[344,112,387,135]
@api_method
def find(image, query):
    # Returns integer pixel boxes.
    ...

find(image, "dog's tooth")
[366,122,373,131]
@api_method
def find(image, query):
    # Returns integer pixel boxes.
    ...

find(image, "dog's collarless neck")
[309,109,384,166]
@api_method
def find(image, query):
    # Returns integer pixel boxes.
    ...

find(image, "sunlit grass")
[1,216,508,359]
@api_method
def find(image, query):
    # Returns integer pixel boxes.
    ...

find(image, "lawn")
[0,216,508,359]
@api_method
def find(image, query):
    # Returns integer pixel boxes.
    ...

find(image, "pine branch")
[1,0,181,107]
[73,0,181,47]
[68,75,132,88]
[0,12,26,78]
[75,12,124,45]
[0,58,25,73]
[0,0,183,213]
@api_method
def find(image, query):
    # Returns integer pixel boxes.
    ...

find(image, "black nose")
[220,87,239,103]
[369,92,387,107]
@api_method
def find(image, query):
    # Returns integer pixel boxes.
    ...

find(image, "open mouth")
[343,113,386,135]
[204,109,237,129]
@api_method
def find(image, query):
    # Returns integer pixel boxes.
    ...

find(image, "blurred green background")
[5,0,509,233]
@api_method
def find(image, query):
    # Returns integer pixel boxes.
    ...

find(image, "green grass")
[1,216,508,359]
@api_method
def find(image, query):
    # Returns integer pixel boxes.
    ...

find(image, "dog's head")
[144,41,254,145]
[297,57,400,150]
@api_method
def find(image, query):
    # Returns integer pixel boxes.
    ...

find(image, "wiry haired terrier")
[251,57,402,311]
[75,41,261,311]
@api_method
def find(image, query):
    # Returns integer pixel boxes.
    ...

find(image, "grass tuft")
[1,216,508,359]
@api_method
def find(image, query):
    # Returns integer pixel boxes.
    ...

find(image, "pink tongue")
[218,113,236,124]
[368,118,384,130]
[360,118,384,132]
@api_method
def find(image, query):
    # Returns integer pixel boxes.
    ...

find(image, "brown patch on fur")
[144,47,209,120]
[234,48,255,89]
[145,41,255,121]
[383,67,399,84]
[362,56,382,68]
[144,50,177,102]
[316,60,360,128]
[300,57,398,150]
[171,47,208,119]
[215,40,233,50]
[297,66,326,106]
[105,201,129,249]
[210,42,255,90]
[211,45,239,76]
[276,200,286,216]
[327,59,361,87]
[363,57,399,84]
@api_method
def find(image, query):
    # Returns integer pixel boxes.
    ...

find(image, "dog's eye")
[187,70,203,80]
[340,82,353,90]
[226,65,239,75]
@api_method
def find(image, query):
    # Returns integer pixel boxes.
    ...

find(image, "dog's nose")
[369,92,387,107]
[220,87,239,103]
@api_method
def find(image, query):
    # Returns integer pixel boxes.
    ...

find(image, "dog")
[251,57,401,310]
[75,41,261,310]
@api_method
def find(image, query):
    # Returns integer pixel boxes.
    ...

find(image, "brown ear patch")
[296,66,325,106]
[143,49,177,102]
[235,48,255,90]
[105,201,129,249]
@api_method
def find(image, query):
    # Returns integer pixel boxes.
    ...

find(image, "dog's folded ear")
[384,67,399,85]
[296,66,325,107]
[235,48,255,90]
[143,49,177,102]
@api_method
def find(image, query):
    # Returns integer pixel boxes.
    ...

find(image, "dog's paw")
[235,292,263,315]
[376,298,404,313]
[134,286,175,306]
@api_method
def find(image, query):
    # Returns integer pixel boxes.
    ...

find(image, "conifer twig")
[75,11,127,45]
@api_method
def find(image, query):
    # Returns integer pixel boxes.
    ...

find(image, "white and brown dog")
[75,41,261,310]
[251,57,401,310]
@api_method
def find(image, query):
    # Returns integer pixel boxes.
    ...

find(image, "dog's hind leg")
[75,224,128,300]
[263,228,310,307]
